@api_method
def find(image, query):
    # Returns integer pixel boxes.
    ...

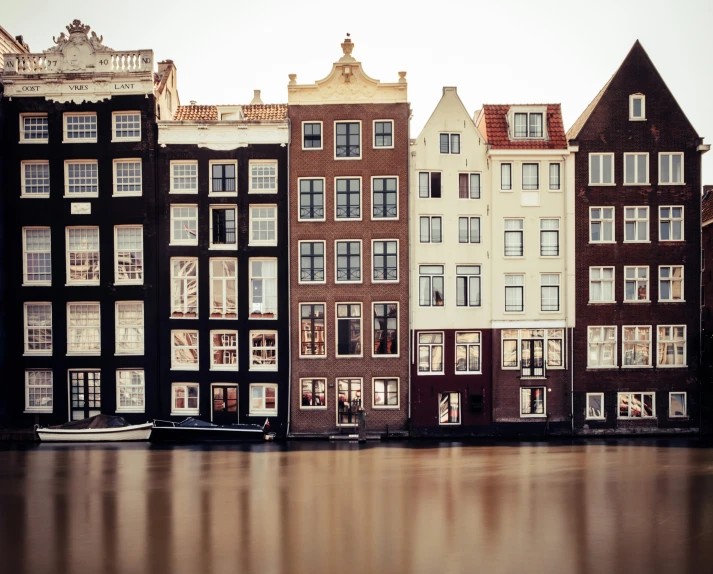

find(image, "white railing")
[4,50,153,75]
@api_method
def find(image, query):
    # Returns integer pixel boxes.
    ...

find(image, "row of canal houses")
[0,20,709,437]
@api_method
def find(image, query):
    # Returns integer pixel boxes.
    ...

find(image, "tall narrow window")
[419,216,442,243]
[588,326,617,367]
[171,258,198,317]
[522,164,539,190]
[504,219,524,256]
[659,266,683,301]
[170,161,198,193]
[335,178,360,219]
[659,153,683,184]
[335,241,361,282]
[335,122,360,158]
[249,259,277,317]
[115,226,143,284]
[249,160,278,192]
[116,370,145,412]
[590,207,614,242]
[373,303,398,356]
[65,161,98,196]
[419,265,444,307]
[336,303,362,356]
[540,219,559,256]
[171,330,199,369]
[501,163,512,191]
[372,240,398,282]
[67,303,100,355]
[372,177,397,218]
[210,258,237,318]
[459,217,480,243]
[24,303,52,355]
[624,153,649,184]
[66,227,100,284]
[25,370,53,412]
[300,241,325,283]
[589,153,614,185]
[303,122,322,149]
[210,162,237,194]
[624,267,649,301]
[419,333,444,373]
[374,121,393,148]
[586,393,605,420]
[210,206,237,247]
[337,379,362,425]
[622,326,651,367]
[549,164,561,190]
[590,267,615,302]
[659,206,683,241]
[21,161,50,196]
[300,304,325,357]
[115,301,144,355]
[658,326,686,367]
[113,160,142,196]
[249,205,277,246]
[20,114,48,142]
[669,392,687,417]
[505,275,524,312]
[629,94,646,120]
[23,228,51,285]
[210,331,238,369]
[250,331,277,370]
[455,332,481,373]
[170,205,198,245]
[299,179,324,220]
[456,265,481,307]
[459,173,481,199]
[541,274,560,311]
[418,172,441,198]
[439,393,460,424]
[112,112,141,141]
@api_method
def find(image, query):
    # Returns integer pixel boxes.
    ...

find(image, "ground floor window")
[250,383,277,416]
[172,383,199,415]
[301,378,326,408]
[455,331,481,373]
[669,392,687,418]
[618,392,655,418]
[116,370,145,413]
[418,332,444,373]
[502,329,564,370]
[520,387,545,417]
[25,370,53,412]
[337,378,362,425]
[373,378,399,407]
[586,393,604,420]
[438,392,460,424]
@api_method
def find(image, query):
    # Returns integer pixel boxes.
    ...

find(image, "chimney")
[189,100,197,106]
[250,90,263,105]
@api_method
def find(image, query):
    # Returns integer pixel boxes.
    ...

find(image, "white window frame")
[501,329,566,370]
[249,204,278,246]
[21,160,50,197]
[501,163,512,191]
[22,227,52,286]
[19,113,48,144]
[589,207,615,243]
[64,160,99,197]
[24,302,52,356]
[249,331,278,371]
[249,383,278,416]
[511,110,546,139]
[208,160,238,196]
[589,267,615,303]
[504,218,524,257]
[417,331,444,375]
[111,111,141,142]
[112,159,142,197]
[522,163,539,191]
[169,160,198,194]
[209,205,238,249]
[116,369,145,413]
[210,330,238,370]
[115,301,144,356]
[549,163,562,191]
[334,239,363,284]
[520,387,547,418]
[669,392,687,418]
[248,160,278,193]
[587,326,617,369]
[300,377,327,408]
[623,153,649,185]
[371,239,399,283]
[25,370,53,413]
[588,153,615,186]
[659,206,684,241]
[66,302,101,356]
[297,177,326,222]
[371,176,399,220]
[335,302,363,358]
[372,377,400,409]
[171,383,199,416]
[438,392,461,425]
[657,325,687,368]
[170,204,198,246]
[456,265,481,307]
[658,265,684,302]
[658,153,685,185]
[298,240,326,285]
[458,216,481,244]
[114,225,144,285]
[249,258,278,319]
[629,94,646,121]
[171,330,199,370]
[419,265,445,307]
[586,392,605,420]
[210,258,238,318]
[373,119,394,149]
[623,266,649,302]
[301,121,323,151]
[618,392,656,419]
[334,120,362,160]
[63,112,97,143]
[66,227,100,285]
[539,218,560,257]
[622,325,652,368]
[299,303,327,359]
[455,331,482,374]
[372,302,400,359]
[170,257,198,318]
[624,206,650,243]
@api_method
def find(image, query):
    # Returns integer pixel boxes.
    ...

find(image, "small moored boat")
[150,417,274,442]
[36,414,153,442]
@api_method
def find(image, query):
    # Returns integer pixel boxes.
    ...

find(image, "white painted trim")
[668,391,688,418]
[209,330,239,371]
[248,159,279,194]
[585,392,605,420]
[589,206,616,243]
[658,265,685,302]
[657,153,685,185]
[454,331,483,375]
[371,301,400,359]
[333,120,363,161]
[62,112,97,143]
[334,239,363,284]
[170,329,200,370]
[623,266,650,303]
[208,205,238,249]
[65,226,100,286]
[115,369,146,414]
[111,111,142,143]
[23,302,52,356]
[248,383,278,416]
[171,383,200,416]
[114,225,144,285]
[334,175,363,221]
[370,175,399,221]
[112,158,143,197]
[617,392,656,419]
[248,204,278,247]
[248,257,278,319]
[301,120,324,151]
[24,369,53,413]
[169,160,198,195]
[20,159,50,198]
[370,238,400,284]
[586,325,618,369]
[416,331,445,375]
[622,152,650,185]
[22,226,52,286]
[371,377,401,409]
[299,378,328,409]
[19,113,48,144]
[66,302,101,356]
[297,177,326,222]
[298,302,328,359]
[588,152,615,186]
[209,257,238,319]
[248,330,278,371]
[114,301,145,356]
[628,94,646,121]
[298,240,327,285]
[169,204,199,246]
[519,386,547,418]
[64,159,99,198]
[334,302,363,358]
[621,325,652,368]
[658,205,685,242]
[372,119,395,150]
[208,159,238,196]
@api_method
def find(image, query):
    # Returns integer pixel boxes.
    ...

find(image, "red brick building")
[287,37,410,437]
[568,41,709,434]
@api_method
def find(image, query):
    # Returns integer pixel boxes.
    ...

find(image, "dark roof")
[703,186,713,225]
[172,104,287,121]
[480,104,567,149]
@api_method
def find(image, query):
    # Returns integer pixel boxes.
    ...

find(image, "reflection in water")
[1,441,712,574]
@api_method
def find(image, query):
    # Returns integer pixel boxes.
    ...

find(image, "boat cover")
[49,414,131,430]
[171,418,263,431]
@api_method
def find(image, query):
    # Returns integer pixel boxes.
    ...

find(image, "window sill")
[171,410,199,416]
[22,283,52,287]
[209,245,238,251]
[520,415,547,419]
[114,352,145,356]
[334,218,364,223]
[24,409,52,414]
[112,193,143,198]
[64,194,99,199]
[111,138,142,143]
[301,146,324,151]
[168,242,199,247]
[659,300,686,303]
[19,140,49,145]
[169,190,199,195]
[209,315,238,319]
[585,417,606,421]
[538,256,561,259]
[298,218,327,223]
[623,241,651,244]
[20,195,50,199]
[66,352,101,357]
[586,367,618,370]
[299,355,328,360]
[248,242,278,248]
[170,314,199,319]
[371,280,400,285]
[588,183,616,187]
[624,300,651,304]
[657,364,688,369]
[622,183,651,187]
[617,417,657,421]
[503,256,525,260]
[669,416,689,420]
[210,367,239,371]
[208,192,239,197]
[589,241,617,245]
[371,354,401,359]
[438,422,462,426]
[373,145,395,150]
[249,367,278,372]
[335,280,364,285]
[335,355,364,359]
[455,371,483,376]
[65,282,101,287]
[621,365,653,369]
[658,182,686,186]
[416,371,444,376]
[248,190,278,194]
[114,281,144,286]
[659,240,685,244]
[249,410,278,417]
[587,301,616,305]
[370,216,399,222]
[300,405,328,410]
[629,118,647,122]
[23,353,52,357]
[372,405,400,410]
[63,139,98,144]
[170,366,200,371]
[115,408,145,414]
[333,157,362,161]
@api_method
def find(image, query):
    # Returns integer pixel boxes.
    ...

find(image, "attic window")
[629,94,645,121]
[221,112,240,121]
[514,113,543,138]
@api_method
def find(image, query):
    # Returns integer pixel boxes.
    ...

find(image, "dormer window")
[514,113,543,138]
[629,94,645,121]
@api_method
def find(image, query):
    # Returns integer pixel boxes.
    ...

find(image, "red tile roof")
[173,105,218,121]
[703,187,713,226]
[480,104,567,149]
[243,104,288,121]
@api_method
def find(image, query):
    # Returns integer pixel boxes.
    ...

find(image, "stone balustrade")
[3,49,154,75]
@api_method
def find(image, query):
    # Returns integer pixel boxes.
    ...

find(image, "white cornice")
[158,121,289,147]
[487,149,569,157]
[491,320,567,329]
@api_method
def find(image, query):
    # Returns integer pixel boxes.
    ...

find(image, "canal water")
[1,440,712,574]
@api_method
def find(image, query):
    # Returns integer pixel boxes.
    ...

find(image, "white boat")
[36,414,153,442]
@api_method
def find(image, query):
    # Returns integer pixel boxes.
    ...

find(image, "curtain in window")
[459,174,469,199]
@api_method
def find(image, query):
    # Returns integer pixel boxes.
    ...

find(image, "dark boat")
[150,417,274,442]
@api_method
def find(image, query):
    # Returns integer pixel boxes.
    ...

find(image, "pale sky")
[4,0,713,181]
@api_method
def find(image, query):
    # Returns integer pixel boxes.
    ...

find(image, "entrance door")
[521,340,544,377]
[212,385,238,425]
[70,370,101,421]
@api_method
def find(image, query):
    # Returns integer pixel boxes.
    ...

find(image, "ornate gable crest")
[46,19,111,71]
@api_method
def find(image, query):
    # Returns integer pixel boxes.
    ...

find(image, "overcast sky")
[4,0,712,180]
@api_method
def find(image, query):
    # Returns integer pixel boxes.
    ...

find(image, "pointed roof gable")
[567,40,701,141]
[415,86,478,141]
[703,186,713,226]
[478,104,567,149]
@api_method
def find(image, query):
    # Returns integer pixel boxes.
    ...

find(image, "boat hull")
[150,426,266,442]
[37,423,153,442]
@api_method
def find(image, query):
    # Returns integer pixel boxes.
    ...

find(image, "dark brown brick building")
[568,41,709,434]
[287,37,410,436]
